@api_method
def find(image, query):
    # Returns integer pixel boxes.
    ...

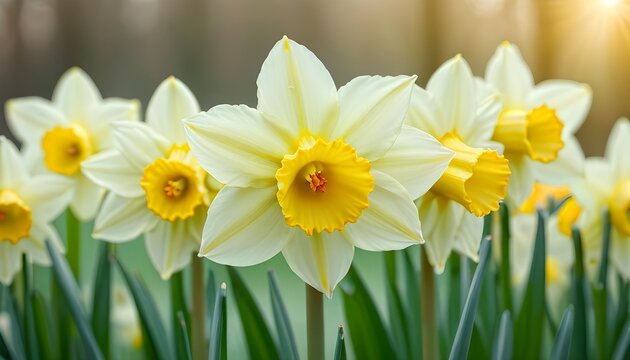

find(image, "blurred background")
[1,0,629,358]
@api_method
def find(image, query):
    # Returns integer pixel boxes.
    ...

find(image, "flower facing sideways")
[0,137,73,284]
[405,55,510,272]
[485,41,592,206]
[82,77,219,279]
[5,67,140,221]
[184,36,454,296]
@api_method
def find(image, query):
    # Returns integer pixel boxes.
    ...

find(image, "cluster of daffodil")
[0,36,629,359]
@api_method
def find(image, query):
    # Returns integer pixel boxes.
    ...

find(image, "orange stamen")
[0,211,5,221]
[308,171,327,192]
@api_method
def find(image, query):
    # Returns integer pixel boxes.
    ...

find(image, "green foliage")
[334,326,346,360]
[91,243,113,359]
[208,282,227,360]
[491,311,512,360]
[551,305,574,360]
[268,271,299,360]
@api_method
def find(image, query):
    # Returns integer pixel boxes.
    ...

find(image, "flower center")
[430,132,510,217]
[610,180,630,236]
[492,105,564,163]
[557,197,582,236]
[41,124,94,175]
[0,190,32,244]
[275,138,374,235]
[141,144,210,222]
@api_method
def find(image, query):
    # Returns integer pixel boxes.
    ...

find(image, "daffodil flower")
[405,55,511,272]
[5,68,140,221]
[82,77,216,279]
[573,118,630,280]
[0,136,73,284]
[184,36,453,296]
[485,42,592,206]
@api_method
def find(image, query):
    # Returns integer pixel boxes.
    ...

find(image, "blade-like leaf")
[402,249,422,360]
[570,228,588,360]
[334,326,346,360]
[612,278,629,355]
[206,270,217,332]
[499,203,513,313]
[226,267,279,360]
[22,256,39,360]
[209,282,227,360]
[0,285,25,360]
[171,271,190,360]
[268,271,299,360]
[594,210,612,360]
[45,241,103,360]
[114,257,172,360]
[551,305,575,360]
[612,326,630,360]
[384,251,409,360]
[340,265,395,359]
[176,311,192,360]
[449,238,491,360]
[91,243,113,359]
[31,291,54,360]
[492,311,512,360]
[513,211,546,360]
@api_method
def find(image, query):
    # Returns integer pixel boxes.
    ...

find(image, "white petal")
[0,136,28,189]
[112,121,170,169]
[505,154,535,208]
[70,175,106,221]
[372,126,453,199]
[93,193,156,243]
[462,78,502,146]
[427,55,477,132]
[184,105,289,188]
[343,170,422,251]
[405,85,449,138]
[453,213,484,262]
[605,117,630,180]
[509,213,537,283]
[86,99,141,150]
[5,97,67,143]
[417,194,467,272]
[282,230,354,297]
[19,174,74,223]
[257,36,339,139]
[578,157,615,206]
[485,42,534,108]
[145,220,198,280]
[147,77,200,145]
[0,242,21,285]
[333,75,417,160]
[20,222,63,266]
[81,150,144,198]
[199,186,293,266]
[533,136,585,186]
[610,230,630,281]
[528,80,592,136]
[52,67,102,120]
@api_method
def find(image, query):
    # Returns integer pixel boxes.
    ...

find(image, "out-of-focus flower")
[0,136,72,284]
[184,36,453,296]
[82,77,216,279]
[111,286,142,354]
[405,54,510,272]
[5,67,140,221]
[485,41,592,206]
[573,118,630,280]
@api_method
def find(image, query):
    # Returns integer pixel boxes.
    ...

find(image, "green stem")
[421,247,439,360]
[306,284,324,360]
[171,270,191,360]
[594,210,612,359]
[499,203,513,313]
[191,256,206,360]
[66,210,81,281]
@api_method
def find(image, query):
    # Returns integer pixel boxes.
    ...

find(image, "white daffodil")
[405,55,510,272]
[5,67,140,221]
[0,136,73,284]
[510,183,577,321]
[82,77,218,279]
[573,118,630,280]
[184,36,453,296]
[485,41,592,206]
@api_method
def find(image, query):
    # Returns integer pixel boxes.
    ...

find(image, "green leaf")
[384,251,409,360]
[114,256,172,360]
[612,277,629,355]
[31,291,54,360]
[491,311,512,360]
[340,265,395,359]
[612,326,630,360]
[0,285,25,360]
[91,243,113,359]
[551,305,574,360]
[334,326,346,360]
[402,249,422,360]
[268,271,299,360]
[22,256,39,360]
[0,326,14,360]
[171,271,191,360]
[176,311,192,360]
[499,203,513,313]
[570,228,588,360]
[449,238,491,360]
[594,210,612,360]
[209,282,227,360]
[206,270,217,329]
[226,267,279,360]
[513,210,546,360]
[45,241,103,360]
